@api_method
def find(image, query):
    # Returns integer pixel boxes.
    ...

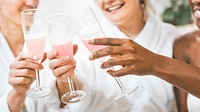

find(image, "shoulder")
[173,30,200,61]
[174,30,200,47]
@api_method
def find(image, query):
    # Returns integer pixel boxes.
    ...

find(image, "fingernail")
[89,55,94,60]
[106,71,110,74]
[88,39,94,44]
[53,51,58,56]
[100,65,104,69]
[33,56,39,60]
[63,56,70,61]
[71,59,76,64]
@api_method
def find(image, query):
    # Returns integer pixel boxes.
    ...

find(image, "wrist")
[151,54,172,78]
[8,89,26,112]
[11,89,26,96]
[151,54,166,76]
[56,79,70,97]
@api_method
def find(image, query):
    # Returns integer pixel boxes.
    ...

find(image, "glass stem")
[35,69,41,90]
[112,67,126,91]
[67,76,76,94]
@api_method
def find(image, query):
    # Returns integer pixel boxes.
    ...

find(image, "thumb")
[73,44,78,55]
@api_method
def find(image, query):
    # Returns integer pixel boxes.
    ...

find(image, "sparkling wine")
[51,41,73,57]
[25,35,46,59]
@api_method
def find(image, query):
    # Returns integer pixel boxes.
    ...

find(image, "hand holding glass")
[21,9,51,98]
[45,13,86,104]
[73,7,138,101]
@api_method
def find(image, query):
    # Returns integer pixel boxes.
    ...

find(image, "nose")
[25,0,39,8]
[104,0,115,4]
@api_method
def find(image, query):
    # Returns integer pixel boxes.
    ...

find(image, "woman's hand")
[46,44,78,82]
[46,51,76,82]
[88,38,157,77]
[8,52,43,94]
[47,45,78,107]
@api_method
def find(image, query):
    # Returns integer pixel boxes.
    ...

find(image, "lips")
[106,3,125,12]
[194,10,200,18]
[193,6,200,18]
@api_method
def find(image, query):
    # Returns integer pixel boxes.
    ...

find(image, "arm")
[7,90,26,112]
[173,38,189,112]
[88,37,200,98]
[174,87,188,112]
[152,54,200,98]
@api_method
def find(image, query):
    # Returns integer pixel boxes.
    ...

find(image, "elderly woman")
[47,0,180,111]
[0,0,76,111]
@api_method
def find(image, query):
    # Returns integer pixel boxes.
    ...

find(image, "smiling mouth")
[194,10,200,17]
[106,3,125,12]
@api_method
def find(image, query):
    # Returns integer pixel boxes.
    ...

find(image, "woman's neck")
[119,20,145,39]
[0,17,24,57]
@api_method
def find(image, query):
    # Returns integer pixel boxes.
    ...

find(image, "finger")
[73,44,78,55]
[10,60,43,70]
[56,66,76,81]
[69,58,76,65]
[49,56,71,69]
[16,52,39,61]
[107,66,131,77]
[88,38,127,46]
[46,50,59,60]
[89,46,135,60]
[8,77,32,85]
[52,63,76,77]
[101,57,135,69]
[9,69,36,78]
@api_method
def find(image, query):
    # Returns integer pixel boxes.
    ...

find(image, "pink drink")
[51,41,73,57]
[25,35,46,59]
[82,40,109,61]
[82,40,105,53]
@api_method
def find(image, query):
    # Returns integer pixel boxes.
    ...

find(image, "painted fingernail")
[88,39,94,44]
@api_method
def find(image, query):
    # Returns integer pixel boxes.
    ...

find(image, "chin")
[108,15,126,26]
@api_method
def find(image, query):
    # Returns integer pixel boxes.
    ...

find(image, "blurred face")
[0,0,39,27]
[95,0,142,27]
[189,0,200,27]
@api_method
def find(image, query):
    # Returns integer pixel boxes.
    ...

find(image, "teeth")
[194,10,200,17]
[107,5,122,12]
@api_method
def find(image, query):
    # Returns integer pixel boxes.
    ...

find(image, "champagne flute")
[72,7,138,101]
[21,9,51,98]
[45,13,86,104]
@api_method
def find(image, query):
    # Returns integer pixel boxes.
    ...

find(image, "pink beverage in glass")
[82,40,109,61]
[51,41,73,57]
[25,35,46,59]
[82,40,105,53]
